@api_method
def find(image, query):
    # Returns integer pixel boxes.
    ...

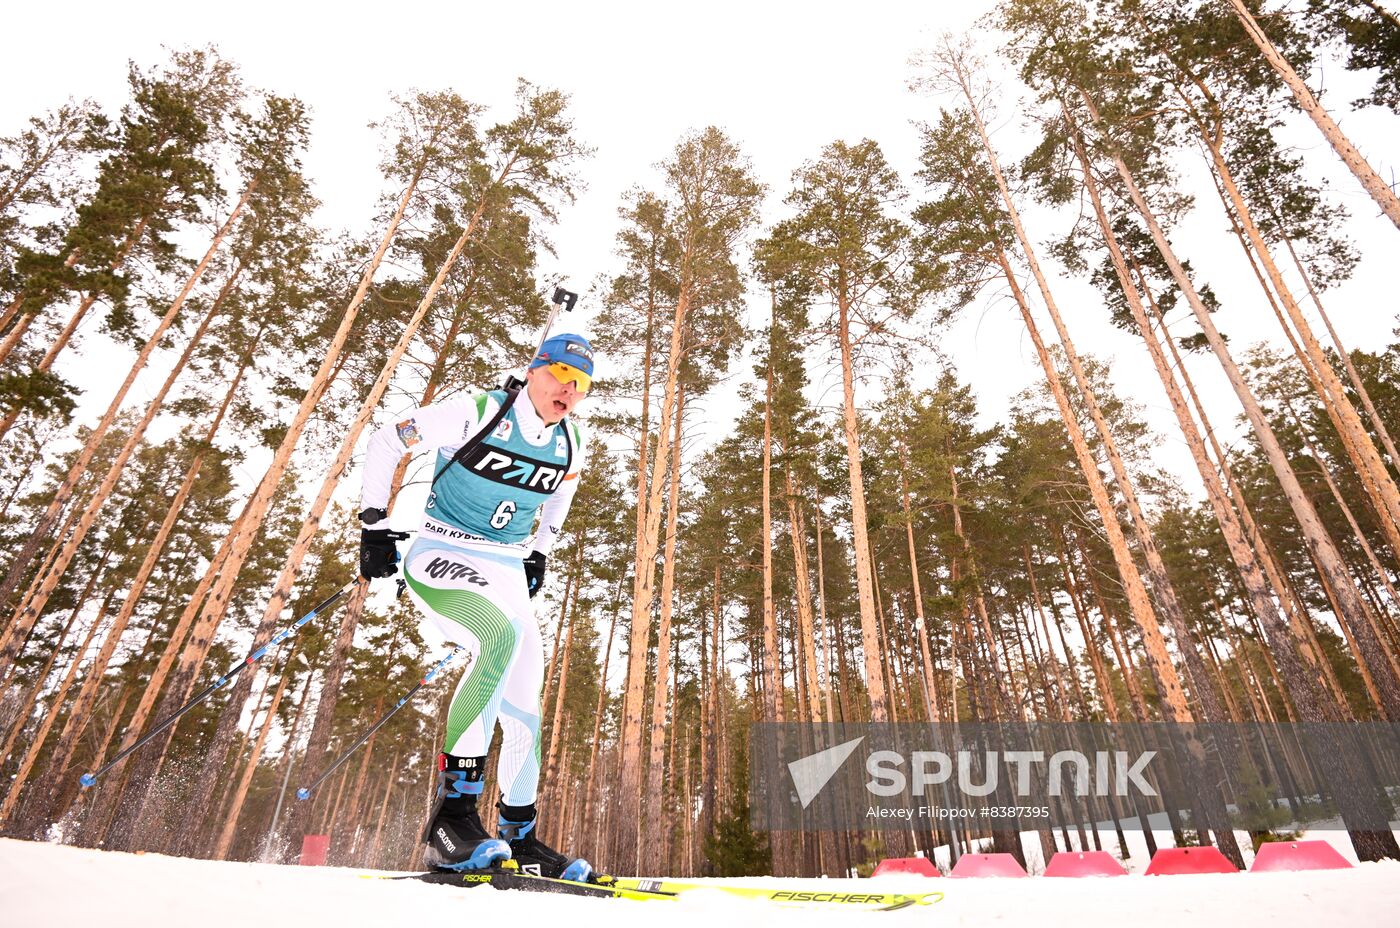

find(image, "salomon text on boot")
[497,801,593,882]
[423,754,510,871]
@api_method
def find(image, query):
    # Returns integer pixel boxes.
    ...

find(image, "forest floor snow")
[2,835,1399,927]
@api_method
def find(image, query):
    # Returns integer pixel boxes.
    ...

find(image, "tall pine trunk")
[579,600,619,862]
[835,292,888,723]
[898,457,941,725]
[993,244,1191,717]
[641,388,685,873]
[1081,90,1400,721]
[1078,86,1400,859]
[1139,269,1346,703]
[0,189,249,676]
[616,284,690,871]
[542,583,578,824]
[1282,235,1400,471]
[1223,0,1400,228]
[97,163,424,849]
[760,358,783,726]
[1194,127,1400,559]
[184,168,507,843]
[212,647,296,860]
[988,121,1237,742]
[18,333,255,827]
[0,589,86,772]
[279,582,370,860]
[1067,106,1336,710]
[0,573,115,824]
[8,260,244,660]
[77,491,257,846]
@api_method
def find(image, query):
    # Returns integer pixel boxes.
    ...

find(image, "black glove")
[360,528,410,581]
[524,551,547,598]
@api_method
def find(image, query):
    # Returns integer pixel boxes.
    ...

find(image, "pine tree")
[1222,0,1400,226]
[0,48,242,422]
[91,88,441,850]
[758,138,922,727]
[997,0,1400,859]
[1304,0,1400,112]
[0,48,242,630]
[0,93,314,726]
[0,98,101,359]
[609,128,761,874]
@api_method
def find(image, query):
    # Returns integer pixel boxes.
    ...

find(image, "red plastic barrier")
[1144,846,1239,875]
[949,853,1028,878]
[872,856,941,877]
[1044,850,1128,878]
[299,834,331,866]
[1250,840,1353,872]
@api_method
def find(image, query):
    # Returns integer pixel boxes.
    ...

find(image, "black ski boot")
[497,801,593,882]
[423,754,510,871]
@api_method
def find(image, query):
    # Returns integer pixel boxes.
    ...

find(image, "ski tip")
[296,788,311,801]
[79,773,96,788]
[879,891,943,910]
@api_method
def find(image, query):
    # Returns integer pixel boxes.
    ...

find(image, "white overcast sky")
[5,0,1398,506]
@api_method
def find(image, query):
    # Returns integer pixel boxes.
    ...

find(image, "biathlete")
[356,334,595,880]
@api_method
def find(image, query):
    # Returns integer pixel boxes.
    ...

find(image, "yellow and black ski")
[386,862,942,910]
[598,875,941,910]
[403,866,677,901]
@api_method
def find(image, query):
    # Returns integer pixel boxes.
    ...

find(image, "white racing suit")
[361,387,586,806]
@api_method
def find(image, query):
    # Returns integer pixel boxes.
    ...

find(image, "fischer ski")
[379,862,942,910]
[597,875,941,910]
[395,867,676,901]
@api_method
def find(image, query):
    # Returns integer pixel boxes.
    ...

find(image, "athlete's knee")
[498,699,540,744]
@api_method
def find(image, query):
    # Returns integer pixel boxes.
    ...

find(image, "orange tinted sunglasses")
[544,362,592,393]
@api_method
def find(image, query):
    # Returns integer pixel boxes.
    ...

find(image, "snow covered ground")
[2,837,1398,928]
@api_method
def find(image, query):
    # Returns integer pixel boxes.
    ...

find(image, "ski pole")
[294,644,467,801]
[80,578,361,789]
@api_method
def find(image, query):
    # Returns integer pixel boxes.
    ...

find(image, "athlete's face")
[527,365,586,425]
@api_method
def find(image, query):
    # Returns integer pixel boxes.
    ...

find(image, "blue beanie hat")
[530,334,594,377]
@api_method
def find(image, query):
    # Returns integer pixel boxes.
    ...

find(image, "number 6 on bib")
[490,500,517,529]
